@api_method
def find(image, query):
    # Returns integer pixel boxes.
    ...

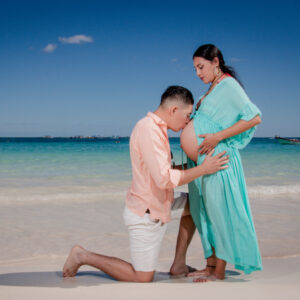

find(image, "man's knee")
[134,271,155,283]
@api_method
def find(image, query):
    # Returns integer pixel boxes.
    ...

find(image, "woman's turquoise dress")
[188,77,262,274]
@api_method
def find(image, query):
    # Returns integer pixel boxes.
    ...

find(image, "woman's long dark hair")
[193,44,243,87]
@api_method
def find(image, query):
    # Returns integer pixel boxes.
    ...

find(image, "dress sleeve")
[225,80,262,149]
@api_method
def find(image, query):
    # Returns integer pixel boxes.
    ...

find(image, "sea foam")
[248,184,300,197]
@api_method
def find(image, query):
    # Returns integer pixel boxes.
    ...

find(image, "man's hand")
[198,133,221,155]
[177,150,229,186]
[202,149,229,174]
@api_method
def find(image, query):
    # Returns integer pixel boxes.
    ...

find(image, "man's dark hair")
[160,85,194,106]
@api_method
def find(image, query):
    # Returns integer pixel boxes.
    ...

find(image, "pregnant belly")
[180,119,199,163]
[181,115,235,168]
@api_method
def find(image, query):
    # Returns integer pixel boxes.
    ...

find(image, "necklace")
[196,73,228,110]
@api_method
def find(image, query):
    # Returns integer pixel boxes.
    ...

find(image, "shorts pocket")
[148,215,160,224]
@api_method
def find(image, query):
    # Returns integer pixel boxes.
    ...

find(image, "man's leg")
[63,206,166,283]
[63,245,154,282]
[170,200,196,275]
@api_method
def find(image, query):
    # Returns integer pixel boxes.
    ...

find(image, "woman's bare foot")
[62,245,87,277]
[187,265,216,277]
[214,271,225,280]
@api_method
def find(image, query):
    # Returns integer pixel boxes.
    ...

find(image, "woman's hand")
[198,133,221,155]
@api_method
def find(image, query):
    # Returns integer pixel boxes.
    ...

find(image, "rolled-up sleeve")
[138,123,181,189]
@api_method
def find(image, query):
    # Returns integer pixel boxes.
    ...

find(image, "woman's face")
[193,56,218,84]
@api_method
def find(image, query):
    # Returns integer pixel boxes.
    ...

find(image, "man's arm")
[178,150,228,186]
[139,126,183,189]
[139,123,228,189]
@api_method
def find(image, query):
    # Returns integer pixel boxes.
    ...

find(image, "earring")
[214,66,221,77]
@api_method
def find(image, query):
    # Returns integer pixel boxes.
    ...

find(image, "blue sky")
[0,0,299,137]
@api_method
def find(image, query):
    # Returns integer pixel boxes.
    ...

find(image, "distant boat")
[70,135,84,139]
[275,135,300,145]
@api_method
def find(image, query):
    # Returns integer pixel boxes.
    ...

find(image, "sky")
[0,0,299,137]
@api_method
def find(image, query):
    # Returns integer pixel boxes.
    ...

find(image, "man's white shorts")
[123,192,188,272]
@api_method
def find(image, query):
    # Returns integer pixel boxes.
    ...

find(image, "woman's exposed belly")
[180,119,199,163]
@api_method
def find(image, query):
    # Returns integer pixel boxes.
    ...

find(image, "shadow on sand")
[0,271,116,288]
[0,269,245,288]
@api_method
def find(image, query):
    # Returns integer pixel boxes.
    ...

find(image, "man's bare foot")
[170,264,197,276]
[187,265,216,277]
[62,245,86,277]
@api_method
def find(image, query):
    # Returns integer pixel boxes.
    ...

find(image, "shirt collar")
[147,112,167,126]
[147,112,168,136]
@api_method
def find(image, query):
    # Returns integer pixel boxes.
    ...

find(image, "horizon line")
[0,136,289,139]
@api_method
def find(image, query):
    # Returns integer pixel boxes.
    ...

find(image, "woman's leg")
[214,257,226,279]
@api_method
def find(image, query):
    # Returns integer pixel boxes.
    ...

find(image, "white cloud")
[58,34,94,44]
[171,58,178,62]
[43,43,57,53]
[230,57,243,62]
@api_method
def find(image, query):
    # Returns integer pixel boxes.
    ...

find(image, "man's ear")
[169,105,178,116]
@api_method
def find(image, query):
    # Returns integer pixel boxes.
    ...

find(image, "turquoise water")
[1,137,300,196]
[0,138,131,186]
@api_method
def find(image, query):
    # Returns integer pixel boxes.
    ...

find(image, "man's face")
[169,104,193,132]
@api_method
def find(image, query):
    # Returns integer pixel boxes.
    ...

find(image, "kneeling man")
[63,86,228,282]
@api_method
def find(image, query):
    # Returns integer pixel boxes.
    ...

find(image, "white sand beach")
[0,257,299,300]
[1,184,300,300]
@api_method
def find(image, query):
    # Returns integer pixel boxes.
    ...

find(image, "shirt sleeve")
[138,123,182,189]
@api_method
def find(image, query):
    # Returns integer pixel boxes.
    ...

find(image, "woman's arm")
[198,115,261,155]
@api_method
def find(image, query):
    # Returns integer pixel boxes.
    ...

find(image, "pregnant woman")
[180,44,262,280]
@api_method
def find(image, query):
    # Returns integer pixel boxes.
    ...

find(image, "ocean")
[0,137,300,264]
[0,137,299,200]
